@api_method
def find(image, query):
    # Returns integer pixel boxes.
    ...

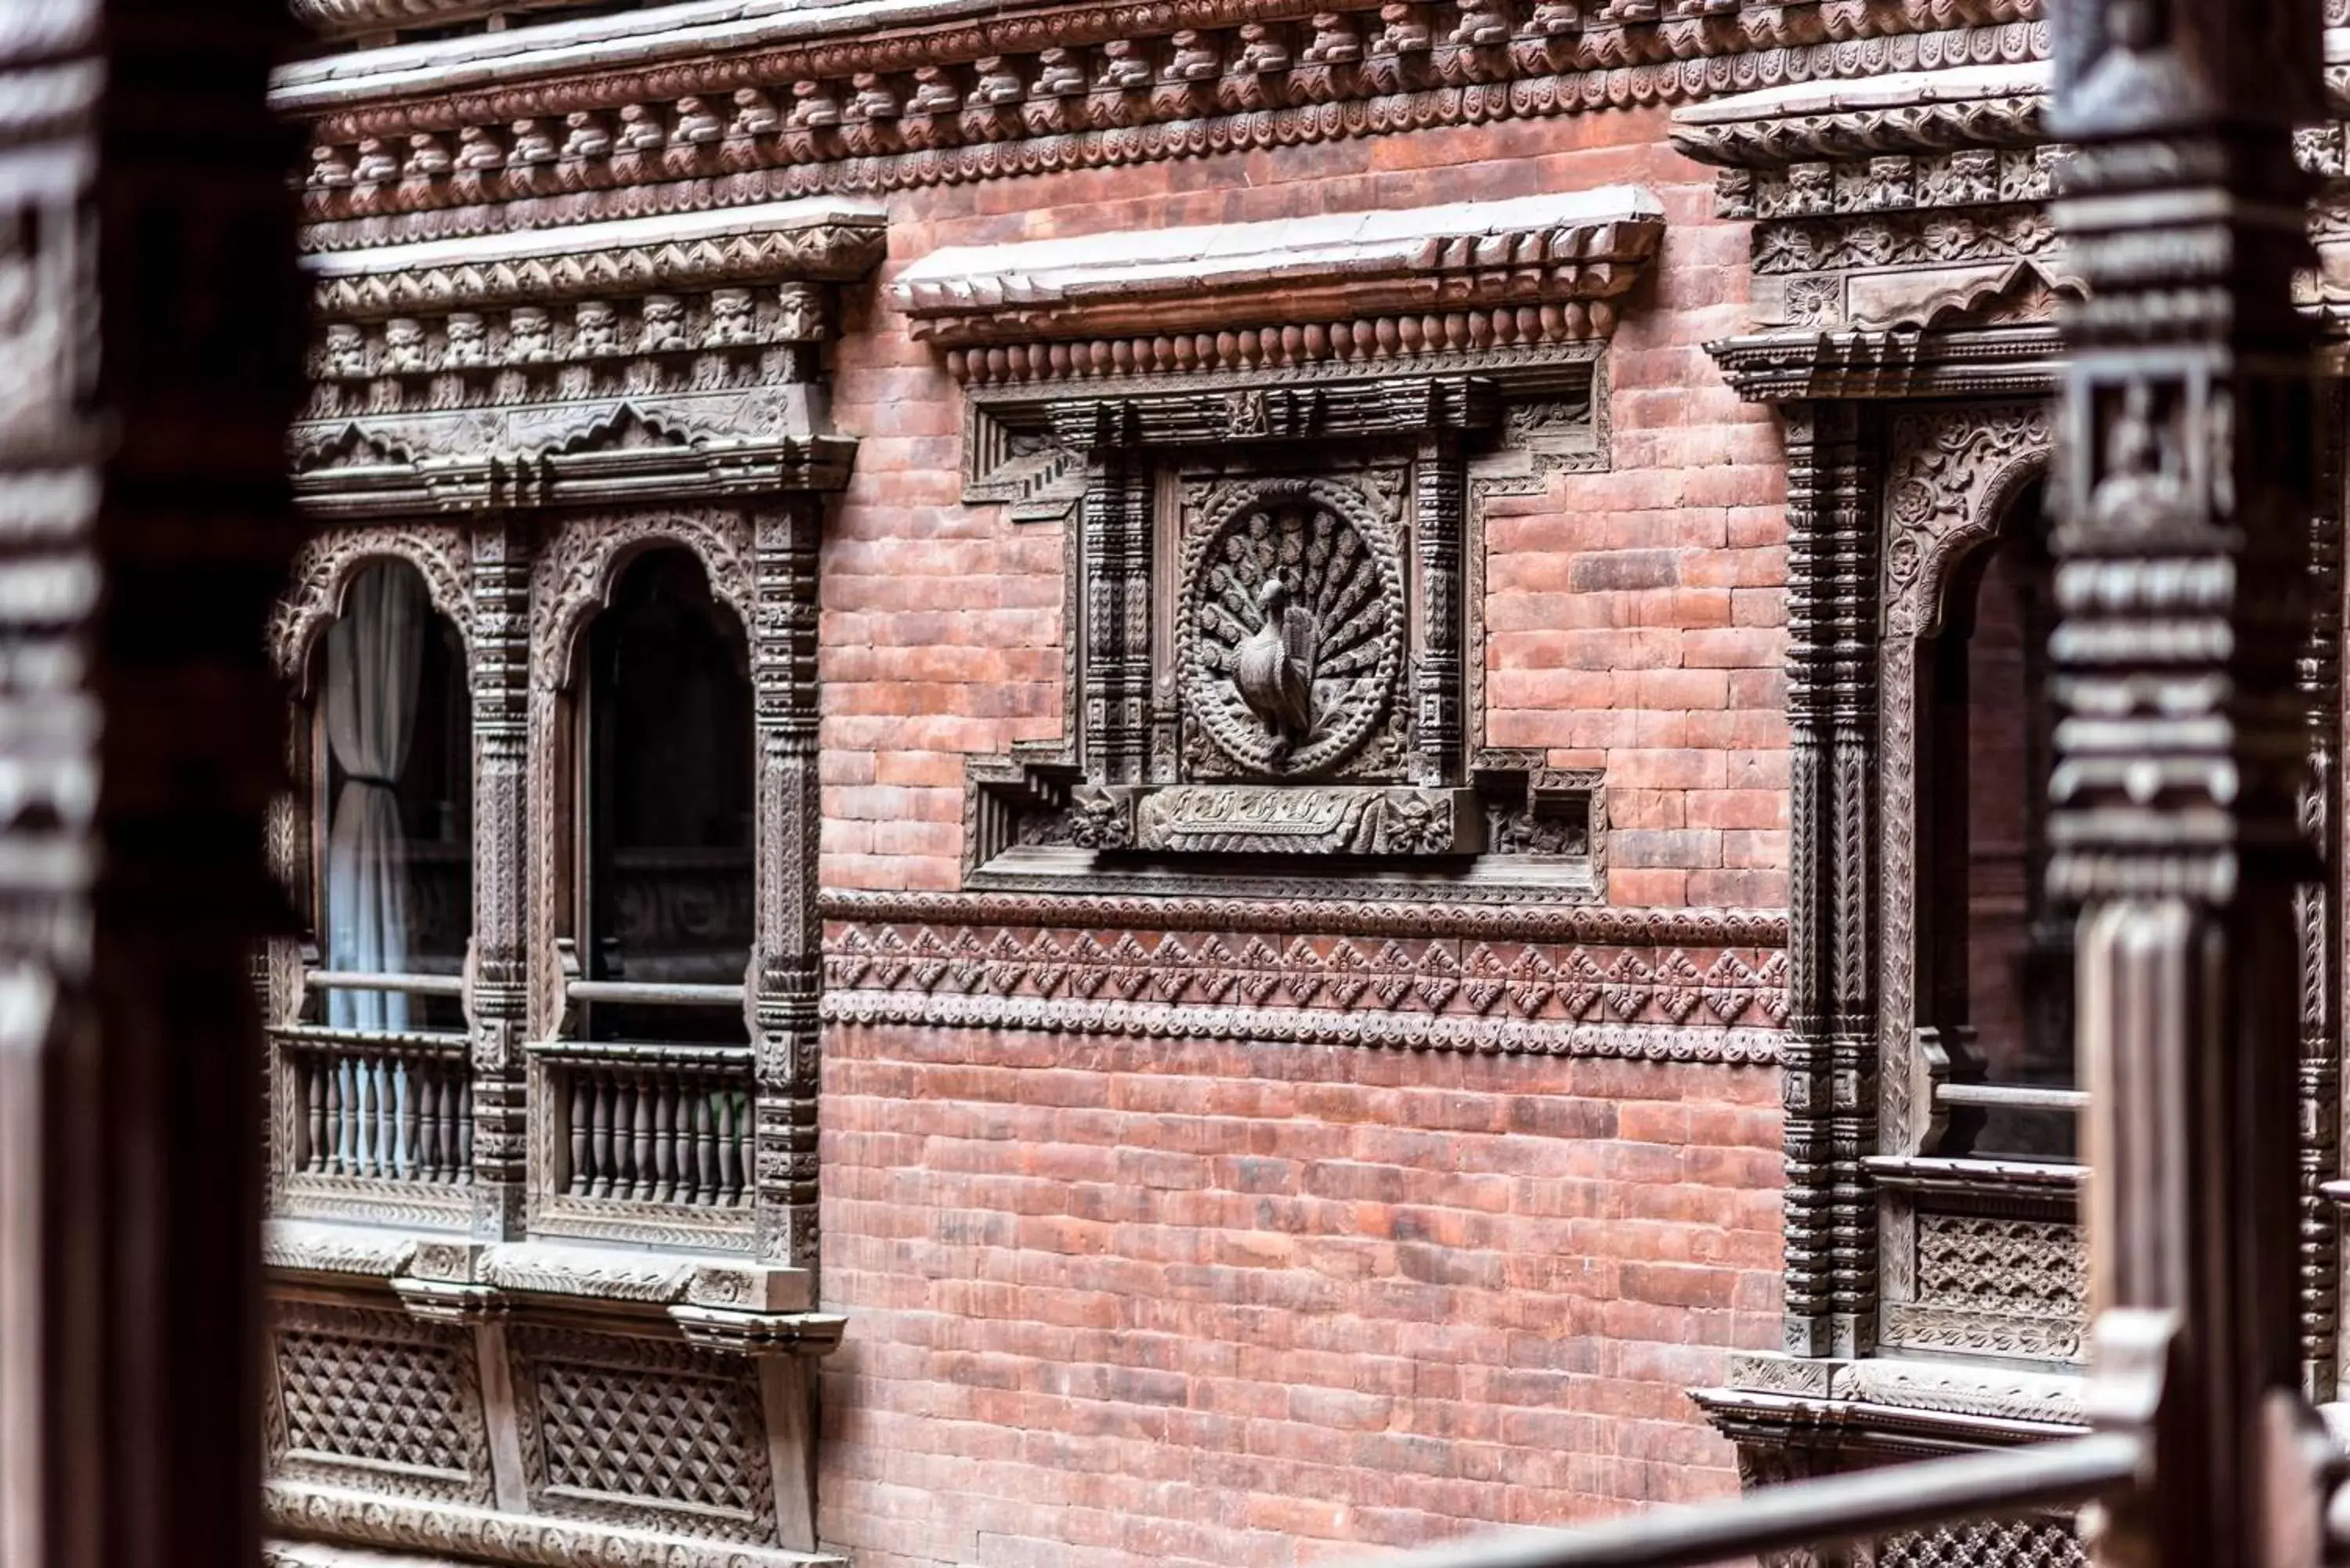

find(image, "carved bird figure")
[1233,578,1317,749]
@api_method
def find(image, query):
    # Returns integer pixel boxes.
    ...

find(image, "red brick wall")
[815,103,1788,1565]
[818,1025,1782,1566]
[819,105,1789,903]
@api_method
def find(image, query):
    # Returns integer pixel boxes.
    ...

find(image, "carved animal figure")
[1232,577,1316,748]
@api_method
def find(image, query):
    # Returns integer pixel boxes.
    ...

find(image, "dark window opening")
[581,548,753,1045]
[1922,483,2077,1160]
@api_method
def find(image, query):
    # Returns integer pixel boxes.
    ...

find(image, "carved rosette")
[1179,476,1405,781]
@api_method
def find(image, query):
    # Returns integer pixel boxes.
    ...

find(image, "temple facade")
[251,1,2350,1566]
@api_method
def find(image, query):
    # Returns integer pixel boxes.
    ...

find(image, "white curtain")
[324,563,425,1031]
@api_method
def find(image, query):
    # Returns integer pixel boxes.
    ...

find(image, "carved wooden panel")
[1879,1209,2086,1364]
[1876,1517,2082,1568]
[266,1302,495,1506]
[510,1326,776,1543]
[960,351,1611,893]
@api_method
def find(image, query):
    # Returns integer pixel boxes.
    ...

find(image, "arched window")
[298,558,472,1183]
[551,546,755,1215]
[579,547,754,1044]
[1920,484,2077,1159]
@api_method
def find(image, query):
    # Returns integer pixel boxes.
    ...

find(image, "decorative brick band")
[822,988,1784,1062]
[822,912,1789,1060]
[818,888,1788,945]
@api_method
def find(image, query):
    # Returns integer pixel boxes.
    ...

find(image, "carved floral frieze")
[1713,144,2057,222]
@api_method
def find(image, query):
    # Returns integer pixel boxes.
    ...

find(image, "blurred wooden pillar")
[2048,0,2336,1566]
[0,0,298,1563]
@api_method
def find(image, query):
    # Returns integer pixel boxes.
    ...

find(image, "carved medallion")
[1180,476,1405,780]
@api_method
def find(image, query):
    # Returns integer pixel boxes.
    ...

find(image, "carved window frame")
[1867,403,2087,1367]
[263,502,824,1271]
[266,526,479,1234]
[958,349,1616,901]
[525,509,768,1256]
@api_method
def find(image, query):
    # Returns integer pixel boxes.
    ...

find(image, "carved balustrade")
[544,1032,754,1210]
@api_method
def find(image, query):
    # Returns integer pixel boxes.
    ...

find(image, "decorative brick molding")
[821,912,1788,1060]
[819,887,1788,945]
[824,988,1784,1060]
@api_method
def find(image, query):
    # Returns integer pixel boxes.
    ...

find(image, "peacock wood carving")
[1182,478,1405,779]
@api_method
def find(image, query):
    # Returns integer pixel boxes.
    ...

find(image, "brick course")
[820,1026,1782,1566]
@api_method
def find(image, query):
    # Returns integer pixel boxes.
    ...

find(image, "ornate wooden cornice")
[276,0,2041,121]
[305,195,888,316]
[291,0,609,41]
[891,188,1662,350]
[291,199,880,514]
[273,6,2048,246]
[1667,60,2045,167]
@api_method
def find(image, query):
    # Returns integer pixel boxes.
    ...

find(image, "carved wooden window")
[1917,493,2077,1161]
[290,557,475,1190]
[1871,414,2087,1368]
[963,367,1609,894]
[540,545,757,1228]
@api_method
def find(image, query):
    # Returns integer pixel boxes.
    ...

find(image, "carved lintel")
[292,402,857,518]
[1132,783,1477,856]
[1708,324,2063,405]
[1045,374,1502,450]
